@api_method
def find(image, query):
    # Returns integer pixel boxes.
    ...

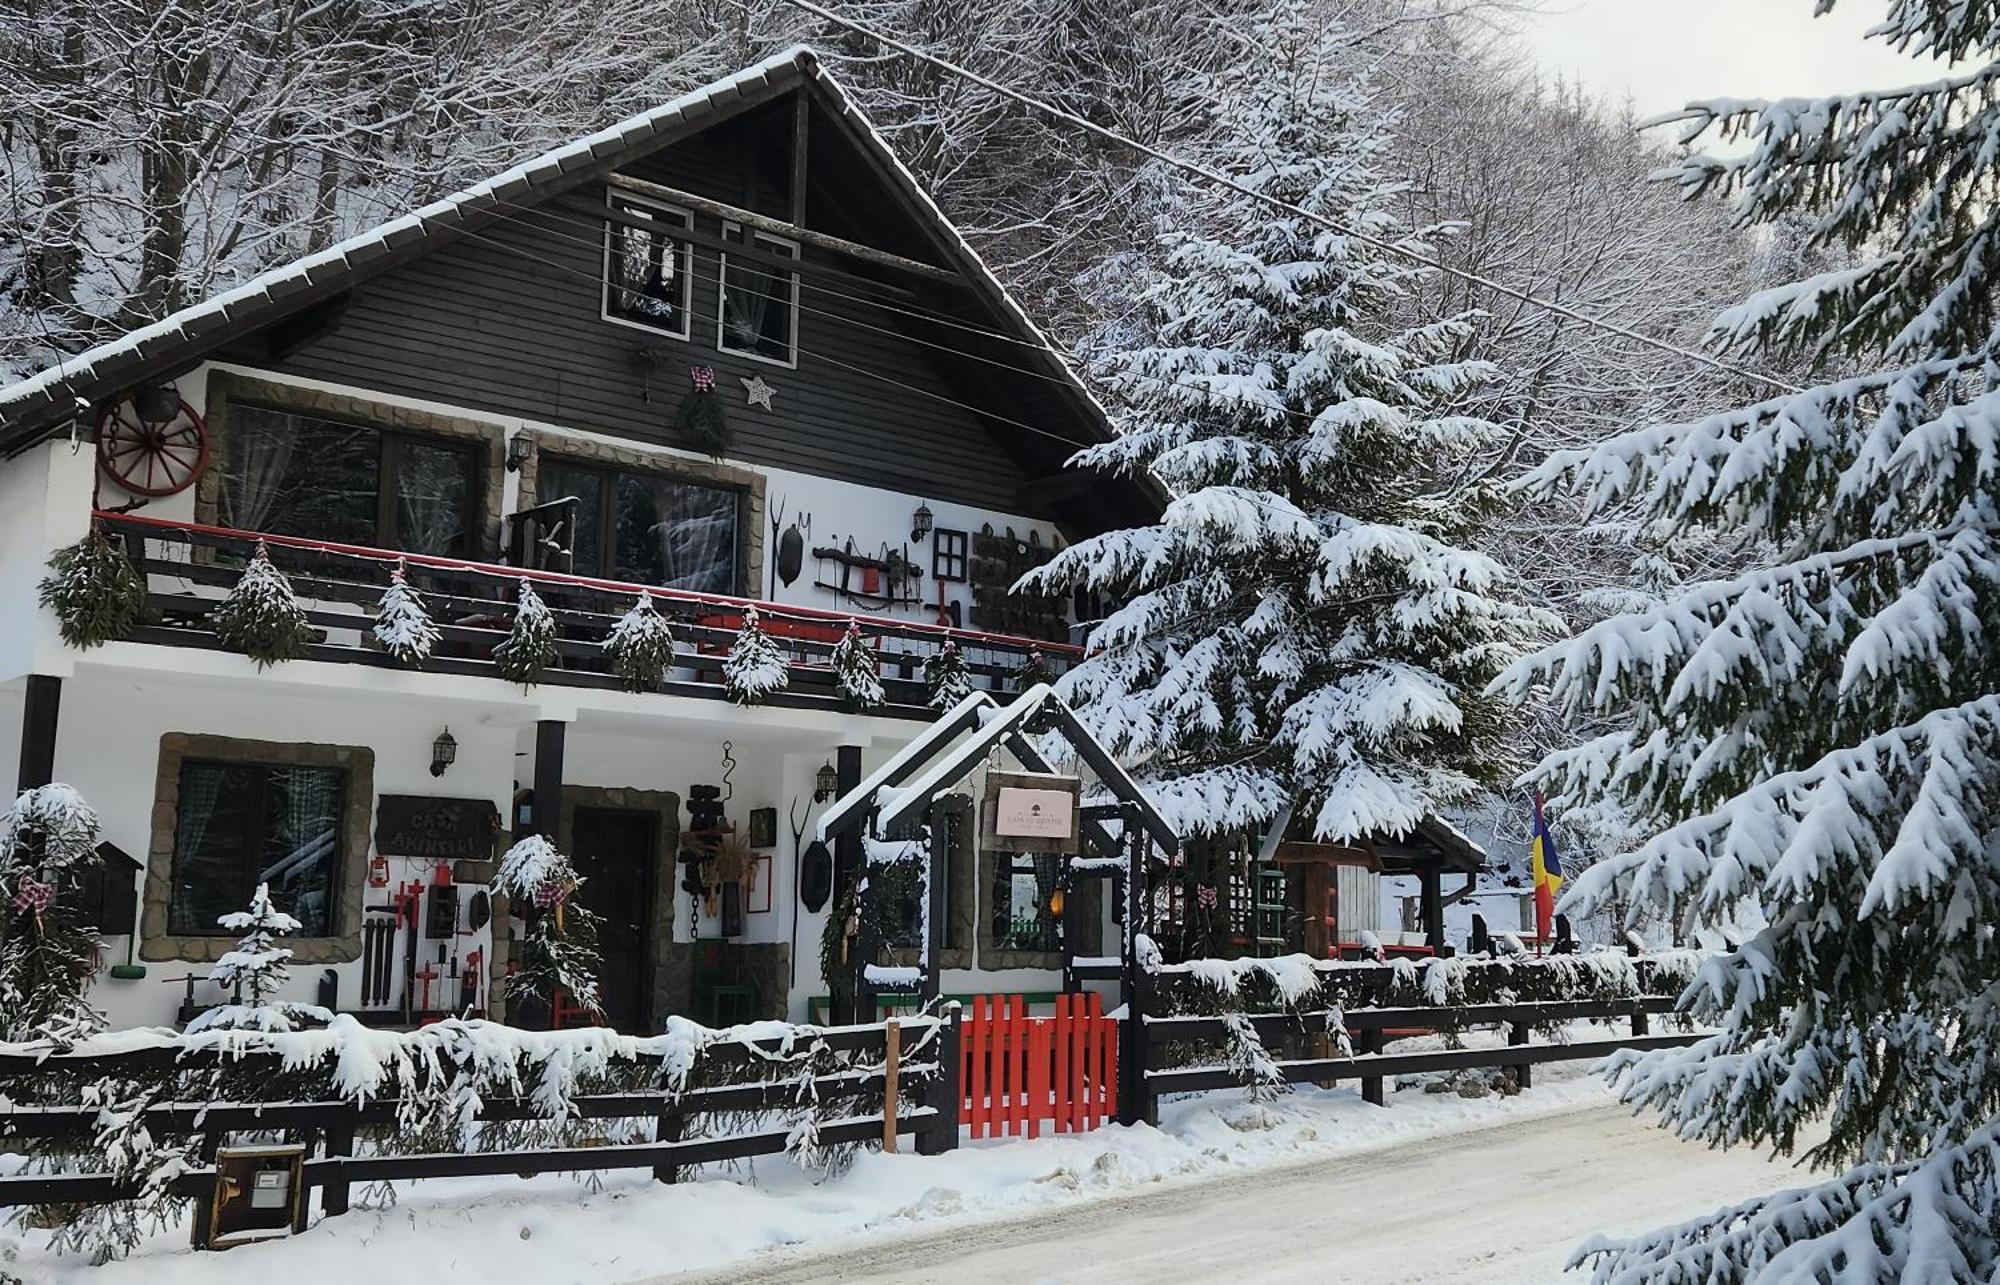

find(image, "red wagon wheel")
[96,389,210,497]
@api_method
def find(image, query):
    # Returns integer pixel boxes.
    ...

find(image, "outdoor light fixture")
[814,760,839,802]
[505,434,534,473]
[430,727,458,778]
[1048,882,1067,919]
[910,501,934,543]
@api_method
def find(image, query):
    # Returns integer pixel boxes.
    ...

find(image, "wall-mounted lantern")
[505,434,534,473]
[910,501,934,543]
[814,760,839,802]
[430,727,458,778]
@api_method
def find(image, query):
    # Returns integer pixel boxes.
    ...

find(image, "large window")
[168,760,347,937]
[718,222,799,366]
[219,405,478,556]
[541,458,741,594]
[603,194,693,337]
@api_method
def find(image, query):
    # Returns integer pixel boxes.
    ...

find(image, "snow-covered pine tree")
[210,540,313,668]
[38,529,143,650]
[0,784,106,1043]
[723,606,789,705]
[604,591,676,693]
[922,637,972,710]
[1494,10,2000,1278]
[186,883,326,1033]
[494,835,602,1019]
[1022,9,1548,845]
[831,619,885,711]
[493,578,558,688]
[372,563,441,666]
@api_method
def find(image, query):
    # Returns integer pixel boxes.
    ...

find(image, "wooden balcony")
[96,512,1078,719]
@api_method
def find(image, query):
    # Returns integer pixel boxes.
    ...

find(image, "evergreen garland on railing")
[37,529,142,650]
[209,540,313,668]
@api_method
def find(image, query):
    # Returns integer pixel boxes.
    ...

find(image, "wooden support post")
[881,1018,901,1154]
[16,674,60,792]
[834,746,865,1026]
[1117,805,1147,1127]
[532,719,566,840]
[1509,1022,1533,1090]
[1632,1006,1650,1037]
[189,1129,223,1249]
[1361,1028,1385,1106]
[918,1002,961,1155]
[922,799,947,1006]
[320,1109,357,1216]
[653,1097,686,1183]
[1420,867,1446,954]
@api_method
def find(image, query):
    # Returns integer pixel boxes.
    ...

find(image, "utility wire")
[771,0,1803,397]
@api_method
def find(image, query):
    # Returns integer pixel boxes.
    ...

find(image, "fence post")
[1117,807,1148,1128]
[918,1002,961,1155]
[1632,1004,1650,1037]
[1508,1021,1533,1090]
[189,1128,223,1249]
[1360,1028,1385,1106]
[653,1094,685,1184]
[321,1106,357,1217]
[882,1018,902,1154]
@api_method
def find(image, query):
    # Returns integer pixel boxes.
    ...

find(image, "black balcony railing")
[97,512,1077,718]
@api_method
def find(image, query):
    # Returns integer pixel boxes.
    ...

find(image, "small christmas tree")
[493,578,558,688]
[0,784,106,1044]
[923,637,972,710]
[604,591,676,693]
[831,620,885,711]
[372,563,440,666]
[186,883,324,1033]
[1014,647,1055,693]
[494,835,602,1019]
[672,364,732,457]
[38,528,143,650]
[723,606,789,705]
[210,541,312,668]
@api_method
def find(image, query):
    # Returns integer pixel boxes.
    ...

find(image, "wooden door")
[569,806,655,1032]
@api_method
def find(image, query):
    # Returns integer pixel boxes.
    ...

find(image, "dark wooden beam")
[790,93,810,227]
[532,720,567,842]
[833,744,865,1025]
[16,675,60,793]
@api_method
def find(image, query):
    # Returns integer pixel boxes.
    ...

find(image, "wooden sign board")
[981,771,1081,853]
[375,795,501,861]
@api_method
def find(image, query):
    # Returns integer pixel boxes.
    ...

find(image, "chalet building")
[0,49,1482,1035]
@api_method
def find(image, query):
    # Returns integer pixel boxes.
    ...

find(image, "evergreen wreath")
[604,591,677,692]
[38,528,143,650]
[493,578,559,688]
[831,619,885,711]
[672,364,732,457]
[923,636,972,710]
[723,606,789,705]
[372,562,441,666]
[210,540,313,668]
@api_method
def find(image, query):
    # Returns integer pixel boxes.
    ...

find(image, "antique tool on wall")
[812,540,923,610]
[770,498,809,595]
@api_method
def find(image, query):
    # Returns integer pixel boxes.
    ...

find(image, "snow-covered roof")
[0,47,1119,466]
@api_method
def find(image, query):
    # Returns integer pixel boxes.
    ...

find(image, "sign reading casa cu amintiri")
[981,771,1082,852]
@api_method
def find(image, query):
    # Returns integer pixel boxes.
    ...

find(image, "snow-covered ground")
[0,1039,1752,1285]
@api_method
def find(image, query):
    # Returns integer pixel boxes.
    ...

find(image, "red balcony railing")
[96,512,1078,717]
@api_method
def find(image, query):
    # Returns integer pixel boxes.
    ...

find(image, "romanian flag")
[1529,793,1563,946]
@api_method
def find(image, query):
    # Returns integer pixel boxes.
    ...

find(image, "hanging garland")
[831,619,885,711]
[210,540,313,668]
[38,528,143,650]
[1014,646,1055,693]
[672,365,732,457]
[494,835,602,1018]
[0,783,107,1044]
[493,578,558,688]
[923,636,972,710]
[723,606,789,705]
[372,563,441,667]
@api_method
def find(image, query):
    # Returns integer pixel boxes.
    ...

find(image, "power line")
[771,0,1804,397]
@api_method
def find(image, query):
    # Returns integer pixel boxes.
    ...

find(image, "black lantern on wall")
[430,727,458,778]
[910,502,934,543]
[814,760,839,802]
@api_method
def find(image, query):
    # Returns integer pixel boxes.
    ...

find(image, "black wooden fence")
[0,1011,961,1245]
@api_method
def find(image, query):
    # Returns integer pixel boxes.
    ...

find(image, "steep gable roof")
[0,46,1130,515]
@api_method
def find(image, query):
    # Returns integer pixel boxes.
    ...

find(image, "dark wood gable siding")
[269,107,1039,514]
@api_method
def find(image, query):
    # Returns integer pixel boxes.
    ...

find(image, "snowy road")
[650,1103,1796,1285]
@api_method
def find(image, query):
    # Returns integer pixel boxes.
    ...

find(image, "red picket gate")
[960,992,1119,1138]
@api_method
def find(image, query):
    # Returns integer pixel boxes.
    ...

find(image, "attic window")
[718,222,798,367]
[604,193,693,338]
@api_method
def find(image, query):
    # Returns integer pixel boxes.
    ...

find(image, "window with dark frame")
[603,194,693,337]
[991,851,1060,952]
[218,404,479,556]
[882,800,968,952]
[539,457,742,595]
[167,759,347,937]
[932,529,969,583]
[718,221,799,365]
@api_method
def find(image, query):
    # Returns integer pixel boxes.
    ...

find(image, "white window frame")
[716,220,801,369]
[601,191,694,340]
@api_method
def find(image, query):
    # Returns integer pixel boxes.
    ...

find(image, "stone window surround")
[196,370,509,560]
[141,733,374,964]
[514,429,767,599]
